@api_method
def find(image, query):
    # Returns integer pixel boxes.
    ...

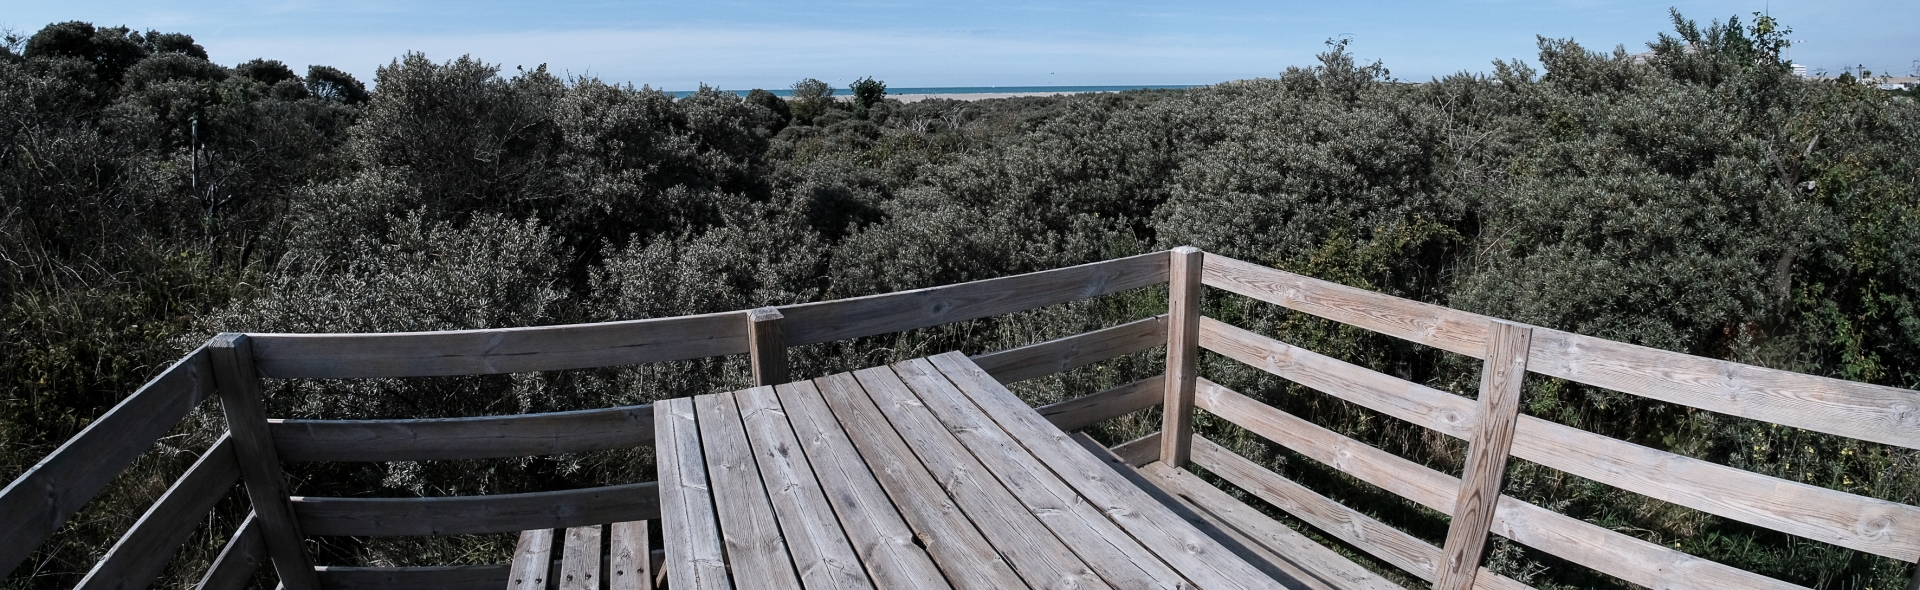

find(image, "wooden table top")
[654,351,1287,590]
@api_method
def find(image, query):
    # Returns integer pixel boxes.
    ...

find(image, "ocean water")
[668,85,1197,99]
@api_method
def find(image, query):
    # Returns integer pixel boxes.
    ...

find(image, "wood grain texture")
[248,311,748,378]
[1161,247,1204,467]
[1205,251,1920,450]
[210,333,321,590]
[1436,322,1531,590]
[506,528,553,590]
[852,365,1111,590]
[0,346,215,580]
[1068,433,1344,590]
[1189,438,1529,590]
[271,404,654,462]
[1201,253,1492,358]
[609,521,650,590]
[1111,431,1163,467]
[1037,374,1165,432]
[970,315,1168,384]
[748,308,789,386]
[1195,379,1810,590]
[654,398,731,590]
[1527,326,1920,450]
[774,380,956,590]
[734,385,874,589]
[560,525,603,590]
[694,392,803,589]
[195,512,265,590]
[314,565,509,590]
[1203,317,1920,562]
[77,435,240,590]
[894,359,1186,590]
[928,352,1288,590]
[780,251,1169,346]
[291,482,659,536]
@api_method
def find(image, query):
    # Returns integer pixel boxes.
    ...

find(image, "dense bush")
[5,11,1918,589]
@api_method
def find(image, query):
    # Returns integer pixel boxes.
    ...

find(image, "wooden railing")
[0,251,1170,589]
[6,247,1918,590]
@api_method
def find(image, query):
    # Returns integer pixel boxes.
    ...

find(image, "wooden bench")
[507,522,663,590]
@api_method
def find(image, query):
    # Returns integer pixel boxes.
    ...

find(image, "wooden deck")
[11,248,1920,590]
[652,352,1285,590]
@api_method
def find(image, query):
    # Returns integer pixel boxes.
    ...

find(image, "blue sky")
[5,1,1914,90]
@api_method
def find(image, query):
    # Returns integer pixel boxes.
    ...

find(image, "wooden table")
[653,351,1288,590]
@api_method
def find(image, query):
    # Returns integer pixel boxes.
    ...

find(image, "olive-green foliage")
[7,11,1920,589]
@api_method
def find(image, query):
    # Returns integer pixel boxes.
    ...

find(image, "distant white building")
[1791,64,1808,78]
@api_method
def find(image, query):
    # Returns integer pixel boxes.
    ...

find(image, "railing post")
[207,334,321,590]
[1160,246,1204,467]
[1434,320,1532,590]
[748,308,789,386]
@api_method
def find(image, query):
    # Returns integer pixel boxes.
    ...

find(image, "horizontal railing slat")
[313,565,510,590]
[972,315,1168,384]
[1036,375,1166,432]
[77,435,240,590]
[1195,378,1808,590]
[1205,252,1920,451]
[781,250,1170,347]
[1191,437,1530,590]
[292,482,660,536]
[272,403,655,462]
[195,512,265,590]
[1527,327,1920,450]
[1200,317,1920,561]
[1201,253,1491,358]
[249,312,750,379]
[0,347,216,580]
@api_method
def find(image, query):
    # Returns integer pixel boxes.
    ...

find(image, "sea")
[668,85,1198,99]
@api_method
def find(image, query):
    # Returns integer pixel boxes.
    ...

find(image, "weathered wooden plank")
[560,525,603,590]
[1201,253,1492,358]
[1202,318,1920,562]
[272,404,654,462]
[210,334,321,590]
[1068,433,1343,590]
[291,482,659,536]
[814,372,1028,590]
[1162,247,1204,467]
[1190,438,1531,590]
[507,528,553,590]
[928,352,1288,590]
[248,311,749,378]
[852,365,1112,590]
[1437,322,1532,590]
[780,251,1170,346]
[1527,327,1920,450]
[1194,379,1810,590]
[970,315,1168,384]
[694,392,803,589]
[77,435,240,590]
[314,565,509,590]
[774,380,954,590]
[1133,460,1405,590]
[895,359,1186,590]
[195,512,265,590]
[748,308,789,386]
[654,398,730,590]
[734,385,874,589]
[1037,374,1166,432]
[609,521,650,590]
[1111,431,1163,467]
[1205,251,1920,450]
[0,346,215,580]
